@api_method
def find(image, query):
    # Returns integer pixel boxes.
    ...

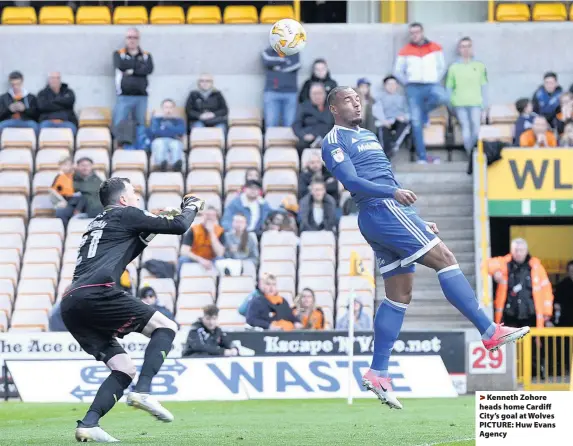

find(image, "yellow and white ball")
[269,18,307,57]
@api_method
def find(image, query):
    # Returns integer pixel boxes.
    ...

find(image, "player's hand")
[394,188,417,206]
[426,221,439,234]
[181,194,205,212]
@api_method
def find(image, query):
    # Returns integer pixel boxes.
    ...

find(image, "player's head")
[99,177,139,208]
[202,304,219,330]
[327,86,362,127]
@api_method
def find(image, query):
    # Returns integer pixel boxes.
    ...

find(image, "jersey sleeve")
[322,133,351,174]
[120,206,197,236]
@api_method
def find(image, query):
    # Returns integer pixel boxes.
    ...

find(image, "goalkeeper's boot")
[75,424,119,443]
[126,391,174,422]
[362,369,403,409]
[483,324,530,352]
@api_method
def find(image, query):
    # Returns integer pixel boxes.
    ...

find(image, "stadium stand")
[187,5,223,24]
[150,6,186,25]
[495,3,531,21]
[38,6,74,25]
[112,6,149,24]
[223,5,259,24]
[75,6,112,25]
[1,6,37,24]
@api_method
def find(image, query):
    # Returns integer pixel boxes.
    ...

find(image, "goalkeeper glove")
[181,194,205,212]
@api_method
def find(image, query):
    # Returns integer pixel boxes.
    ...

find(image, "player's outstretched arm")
[121,204,200,236]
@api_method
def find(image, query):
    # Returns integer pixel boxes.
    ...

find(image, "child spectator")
[222,212,259,270]
[298,152,337,201]
[532,72,562,126]
[298,178,337,233]
[513,98,537,145]
[150,99,185,172]
[293,288,325,330]
[372,75,410,159]
[519,116,557,148]
[336,298,372,331]
[559,122,573,147]
[299,59,338,103]
[355,78,376,133]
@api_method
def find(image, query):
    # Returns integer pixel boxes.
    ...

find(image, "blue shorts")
[358,199,441,278]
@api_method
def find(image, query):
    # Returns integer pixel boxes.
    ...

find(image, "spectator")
[299,58,338,103]
[446,37,488,156]
[0,71,38,134]
[222,180,272,236]
[554,261,573,327]
[222,212,260,270]
[113,27,153,128]
[532,72,562,126]
[264,208,298,234]
[373,75,410,159]
[513,98,537,145]
[179,206,225,272]
[394,22,448,164]
[37,71,78,134]
[246,273,302,331]
[139,286,175,322]
[355,78,376,133]
[245,168,261,183]
[150,99,185,172]
[555,93,573,136]
[74,157,103,218]
[293,288,325,330]
[336,298,372,330]
[292,83,333,152]
[298,178,337,233]
[183,305,238,357]
[261,45,301,127]
[298,152,338,201]
[519,116,557,148]
[186,74,228,131]
[52,156,86,224]
[487,238,554,329]
[560,122,573,146]
[238,273,269,317]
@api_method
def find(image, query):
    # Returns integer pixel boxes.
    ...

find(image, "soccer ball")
[269,18,307,57]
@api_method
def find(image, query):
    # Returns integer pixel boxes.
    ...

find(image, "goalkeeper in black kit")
[60,177,204,443]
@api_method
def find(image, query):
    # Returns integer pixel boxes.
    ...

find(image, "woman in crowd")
[222,212,259,270]
[298,59,338,103]
[293,288,325,330]
[336,298,372,331]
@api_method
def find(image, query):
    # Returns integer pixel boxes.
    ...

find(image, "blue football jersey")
[321,125,400,206]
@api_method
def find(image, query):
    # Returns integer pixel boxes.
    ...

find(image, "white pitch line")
[415,437,475,446]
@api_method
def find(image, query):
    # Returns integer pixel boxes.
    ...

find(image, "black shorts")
[61,285,155,363]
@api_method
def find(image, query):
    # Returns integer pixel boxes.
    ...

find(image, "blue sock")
[438,265,496,339]
[371,298,408,375]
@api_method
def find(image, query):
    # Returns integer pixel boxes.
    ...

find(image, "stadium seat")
[65,233,84,251]
[62,249,79,265]
[27,233,62,256]
[179,262,218,280]
[298,260,335,279]
[74,149,109,174]
[0,194,28,220]
[176,309,204,326]
[300,230,336,248]
[20,264,58,286]
[76,6,111,24]
[299,246,335,264]
[339,215,359,232]
[38,128,74,151]
[67,218,92,236]
[35,149,69,171]
[263,169,298,194]
[264,148,299,171]
[39,6,74,24]
[264,192,296,210]
[112,149,148,172]
[187,5,222,24]
[9,310,50,331]
[1,6,37,25]
[111,170,146,195]
[300,148,321,169]
[0,293,11,317]
[223,5,258,24]
[60,263,75,281]
[0,171,30,197]
[0,149,33,172]
[188,148,224,171]
[219,276,255,295]
[17,279,55,302]
[479,124,514,143]
[1,128,36,151]
[423,124,446,147]
[32,171,57,195]
[179,277,217,298]
[186,169,222,195]
[141,247,178,265]
[28,218,65,239]
[224,169,247,194]
[0,235,23,256]
[190,127,225,150]
[0,311,7,332]
[0,278,15,302]
[77,127,112,151]
[260,230,298,249]
[177,294,214,311]
[260,5,295,24]
[149,234,180,257]
[217,292,247,310]
[23,249,61,270]
[225,148,261,171]
[276,276,295,303]
[197,192,223,215]
[140,278,176,299]
[261,246,297,264]
[0,217,25,238]
[218,309,246,329]
[79,107,112,127]
[338,244,374,265]
[338,276,375,298]
[488,103,518,124]
[150,5,185,24]
[533,3,566,21]
[148,172,184,195]
[496,3,531,21]
[227,126,263,150]
[338,231,368,247]
[265,127,297,148]
[113,6,149,24]
[259,261,296,279]
[229,108,262,127]
[147,193,182,215]
[0,265,18,287]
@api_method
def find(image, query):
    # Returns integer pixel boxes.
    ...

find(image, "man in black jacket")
[183,305,238,357]
[298,178,337,233]
[0,71,38,135]
[186,74,228,131]
[37,72,78,134]
[292,83,333,153]
[113,28,153,128]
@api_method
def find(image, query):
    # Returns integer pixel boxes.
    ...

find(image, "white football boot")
[126,391,174,422]
[75,426,119,443]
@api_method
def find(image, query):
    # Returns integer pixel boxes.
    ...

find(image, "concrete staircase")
[375,151,475,330]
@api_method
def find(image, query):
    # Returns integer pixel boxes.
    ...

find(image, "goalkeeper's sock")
[134,328,175,393]
[80,370,133,427]
[371,298,408,374]
[438,265,496,339]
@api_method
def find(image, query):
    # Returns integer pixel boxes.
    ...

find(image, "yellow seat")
[533,3,566,21]
[113,6,148,25]
[150,6,185,24]
[76,6,112,25]
[79,107,112,128]
[496,3,531,21]
[260,5,295,24]
[39,6,74,25]
[223,5,258,24]
[1,6,37,25]
[187,5,222,24]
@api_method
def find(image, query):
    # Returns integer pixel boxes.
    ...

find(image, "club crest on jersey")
[331,148,344,163]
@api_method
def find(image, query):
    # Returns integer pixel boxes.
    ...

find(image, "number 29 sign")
[468,341,506,374]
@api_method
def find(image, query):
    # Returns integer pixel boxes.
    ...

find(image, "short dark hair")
[544,71,557,80]
[76,157,94,165]
[161,98,175,106]
[409,22,423,30]
[8,71,23,81]
[309,82,326,92]
[383,75,398,84]
[327,86,348,107]
[515,98,531,114]
[203,304,219,318]
[99,177,130,207]
[459,36,472,44]
[139,286,156,300]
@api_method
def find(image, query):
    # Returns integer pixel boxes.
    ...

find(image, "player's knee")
[122,363,137,380]
[157,317,178,334]
[439,245,457,268]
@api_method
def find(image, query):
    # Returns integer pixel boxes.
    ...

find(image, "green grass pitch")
[0,397,476,445]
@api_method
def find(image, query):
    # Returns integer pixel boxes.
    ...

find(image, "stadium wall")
[1,23,572,110]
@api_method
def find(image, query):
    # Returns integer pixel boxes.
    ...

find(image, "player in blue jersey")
[322,87,530,409]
